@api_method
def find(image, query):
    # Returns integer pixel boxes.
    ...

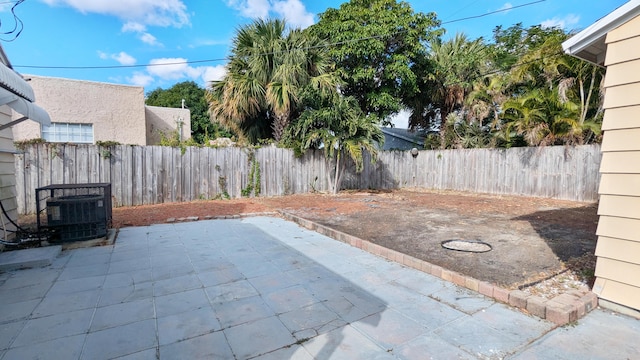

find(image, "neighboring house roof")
[0,45,50,126]
[380,127,426,151]
[562,0,640,65]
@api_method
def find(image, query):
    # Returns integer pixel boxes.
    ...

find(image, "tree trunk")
[271,113,289,142]
[325,151,343,195]
[333,151,342,195]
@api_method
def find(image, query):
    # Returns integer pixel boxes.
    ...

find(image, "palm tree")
[285,93,384,194]
[501,31,604,145]
[427,33,488,121]
[501,91,549,146]
[207,19,338,144]
[410,33,488,147]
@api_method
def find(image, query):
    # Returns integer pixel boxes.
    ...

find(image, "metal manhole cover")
[441,239,492,253]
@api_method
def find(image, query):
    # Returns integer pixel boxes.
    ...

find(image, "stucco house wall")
[145,106,191,145]
[13,75,148,145]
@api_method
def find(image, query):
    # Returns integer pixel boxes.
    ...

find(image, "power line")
[442,0,546,24]
[14,57,229,70]
[442,0,482,21]
[0,0,25,42]
[12,0,546,70]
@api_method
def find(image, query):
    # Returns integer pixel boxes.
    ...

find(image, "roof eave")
[562,0,640,65]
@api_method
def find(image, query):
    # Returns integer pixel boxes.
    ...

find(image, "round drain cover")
[441,239,492,253]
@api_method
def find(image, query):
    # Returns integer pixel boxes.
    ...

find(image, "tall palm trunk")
[271,113,289,141]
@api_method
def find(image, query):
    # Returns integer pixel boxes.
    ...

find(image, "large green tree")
[207,19,338,144]
[146,81,228,144]
[308,0,442,123]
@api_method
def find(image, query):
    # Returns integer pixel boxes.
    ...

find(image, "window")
[42,123,94,143]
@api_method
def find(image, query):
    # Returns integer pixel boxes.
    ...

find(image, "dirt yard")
[102,189,598,289]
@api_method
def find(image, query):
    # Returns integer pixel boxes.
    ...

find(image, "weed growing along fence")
[15,143,601,214]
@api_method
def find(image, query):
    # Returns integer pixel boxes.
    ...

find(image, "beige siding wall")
[0,105,17,240]
[602,105,640,130]
[144,106,191,145]
[593,14,640,311]
[604,34,640,66]
[12,75,147,145]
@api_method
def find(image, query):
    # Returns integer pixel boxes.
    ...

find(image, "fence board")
[198,148,209,200]
[76,146,89,184]
[123,145,133,206]
[152,146,163,204]
[132,146,143,206]
[111,146,123,207]
[87,146,99,183]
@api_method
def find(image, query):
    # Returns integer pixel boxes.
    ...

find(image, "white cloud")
[272,0,314,29]
[113,51,136,65]
[140,32,161,46]
[43,2,187,46]
[147,57,192,80]
[226,0,315,28]
[541,14,580,29]
[226,0,270,19]
[202,65,227,83]
[188,38,229,49]
[121,21,146,33]
[0,3,14,12]
[135,58,227,88]
[497,3,512,14]
[98,51,137,65]
[41,0,190,27]
[121,21,162,46]
[128,72,154,87]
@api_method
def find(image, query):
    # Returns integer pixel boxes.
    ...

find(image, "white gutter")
[562,0,640,65]
[0,90,50,126]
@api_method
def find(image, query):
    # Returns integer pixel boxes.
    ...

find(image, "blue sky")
[0,0,629,93]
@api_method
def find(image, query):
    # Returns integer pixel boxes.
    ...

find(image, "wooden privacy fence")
[15,143,601,214]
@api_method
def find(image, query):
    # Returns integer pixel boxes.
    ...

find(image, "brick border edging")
[279,210,598,326]
[165,212,279,223]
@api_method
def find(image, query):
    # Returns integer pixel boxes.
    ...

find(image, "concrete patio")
[0,216,638,359]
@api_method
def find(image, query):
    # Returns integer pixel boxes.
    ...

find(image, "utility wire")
[442,0,546,24]
[0,0,25,42]
[442,0,482,21]
[12,0,546,70]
